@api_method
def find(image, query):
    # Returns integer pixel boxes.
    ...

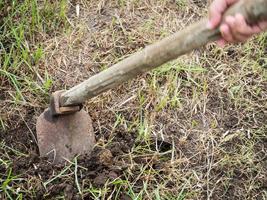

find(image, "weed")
[0,0,69,129]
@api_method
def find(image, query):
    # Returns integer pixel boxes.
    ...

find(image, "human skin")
[208,0,267,46]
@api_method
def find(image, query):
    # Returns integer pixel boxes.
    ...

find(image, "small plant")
[0,0,69,128]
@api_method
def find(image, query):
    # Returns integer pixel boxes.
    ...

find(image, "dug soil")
[0,107,137,199]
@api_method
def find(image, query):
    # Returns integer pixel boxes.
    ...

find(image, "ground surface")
[0,0,267,199]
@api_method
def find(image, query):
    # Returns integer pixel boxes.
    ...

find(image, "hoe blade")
[36,109,95,163]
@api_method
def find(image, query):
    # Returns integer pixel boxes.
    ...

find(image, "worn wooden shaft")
[60,0,267,106]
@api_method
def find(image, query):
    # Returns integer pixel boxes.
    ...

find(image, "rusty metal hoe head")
[36,91,95,164]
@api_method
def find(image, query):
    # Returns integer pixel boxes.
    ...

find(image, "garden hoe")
[36,0,267,163]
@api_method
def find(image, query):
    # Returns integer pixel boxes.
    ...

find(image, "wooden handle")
[60,0,267,107]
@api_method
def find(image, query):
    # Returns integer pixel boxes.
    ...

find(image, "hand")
[208,0,267,46]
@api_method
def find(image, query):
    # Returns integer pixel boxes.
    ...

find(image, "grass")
[0,0,68,129]
[1,0,267,199]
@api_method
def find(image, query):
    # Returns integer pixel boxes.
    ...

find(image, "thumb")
[207,0,238,29]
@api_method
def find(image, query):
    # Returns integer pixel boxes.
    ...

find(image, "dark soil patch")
[0,111,136,199]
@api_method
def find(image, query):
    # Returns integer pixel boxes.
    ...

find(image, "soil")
[0,104,182,199]
[0,107,137,199]
[1,1,193,198]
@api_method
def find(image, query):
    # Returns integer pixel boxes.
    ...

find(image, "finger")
[224,15,248,42]
[207,11,221,29]
[232,14,267,41]
[231,14,253,42]
[258,21,267,31]
[220,23,235,43]
[216,39,226,47]
[231,32,249,43]
[208,0,239,29]
[208,0,226,29]
[234,14,260,35]
[232,14,267,36]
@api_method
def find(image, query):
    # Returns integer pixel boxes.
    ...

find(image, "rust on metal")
[36,108,95,163]
[50,90,82,116]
